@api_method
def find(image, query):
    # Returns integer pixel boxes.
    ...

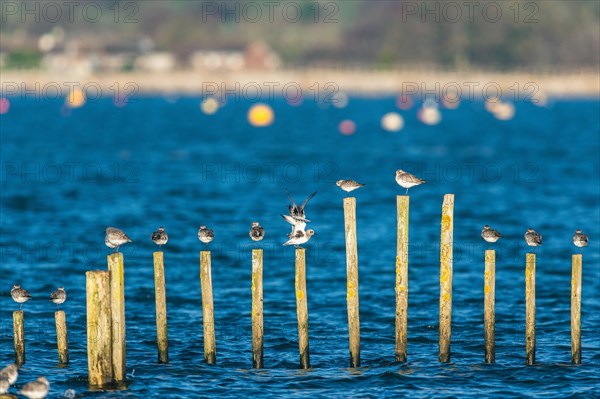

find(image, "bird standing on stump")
[198,226,214,250]
[49,287,66,310]
[105,227,132,253]
[11,285,31,310]
[151,227,169,249]
[249,222,265,247]
[336,179,365,196]
[525,228,542,252]
[395,169,426,195]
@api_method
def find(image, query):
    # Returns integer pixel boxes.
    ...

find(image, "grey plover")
[281,214,307,237]
[336,179,365,196]
[285,189,317,222]
[395,169,426,195]
[249,222,265,242]
[524,228,542,247]
[50,287,66,309]
[283,229,316,248]
[481,225,502,243]
[105,227,132,253]
[0,364,18,385]
[573,229,588,251]
[198,226,214,249]
[11,285,31,310]
[151,227,168,248]
[19,376,49,399]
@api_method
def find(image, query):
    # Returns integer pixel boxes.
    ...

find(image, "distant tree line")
[0,0,598,70]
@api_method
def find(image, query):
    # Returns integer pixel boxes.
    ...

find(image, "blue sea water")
[0,96,599,398]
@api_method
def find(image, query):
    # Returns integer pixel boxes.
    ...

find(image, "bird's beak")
[313,232,317,236]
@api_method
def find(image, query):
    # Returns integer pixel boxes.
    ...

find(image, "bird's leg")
[20,303,23,311]
[405,188,409,195]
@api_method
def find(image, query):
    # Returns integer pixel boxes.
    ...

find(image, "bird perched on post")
[336,179,365,196]
[283,229,316,249]
[395,169,426,195]
[524,228,542,247]
[198,226,214,249]
[572,229,588,251]
[249,222,265,242]
[105,227,132,253]
[11,285,31,310]
[49,287,66,310]
[481,225,502,243]
[19,376,49,399]
[151,227,168,248]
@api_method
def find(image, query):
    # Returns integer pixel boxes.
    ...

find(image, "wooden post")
[439,194,454,363]
[395,195,409,363]
[200,250,216,364]
[153,251,169,364]
[484,250,496,364]
[55,310,69,364]
[86,270,113,386]
[251,249,264,369]
[571,254,582,364]
[295,248,310,369]
[108,253,126,381]
[13,310,25,366]
[343,197,361,367]
[525,253,536,366]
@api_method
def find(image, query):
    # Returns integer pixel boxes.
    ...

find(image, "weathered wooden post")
[344,197,361,367]
[200,250,217,364]
[295,248,310,369]
[484,249,496,363]
[525,253,536,366]
[108,253,126,381]
[13,310,25,366]
[55,310,69,364]
[251,249,264,369]
[395,195,409,362]
[153,251,169,364]
[86,270,113,386]
[571,254,582,364]
[439,194,454,363]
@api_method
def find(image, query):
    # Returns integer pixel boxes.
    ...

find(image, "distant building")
[134,52,176,72]
[190,42,281,71]
[189,50,245,71]
[244,41,281,70]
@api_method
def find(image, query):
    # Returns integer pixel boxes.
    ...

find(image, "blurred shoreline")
[1,69,598,98]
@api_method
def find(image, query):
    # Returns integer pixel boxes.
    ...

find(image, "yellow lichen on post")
[200,250,216,364]
[484,250,496,364]
[525,253,536,366]
[439,194,454,363]
[13,310,25,366]
[395,195,409,363]
[571,254,582,364]
[108,253,126,381]
[251,249,264,369]
[55,310,69,364]
[153,251,169,364]
[295,248,310,369]
[86,270,113,387]
[344,197,361,368]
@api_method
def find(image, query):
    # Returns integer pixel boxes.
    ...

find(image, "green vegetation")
[0,0,597,70]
